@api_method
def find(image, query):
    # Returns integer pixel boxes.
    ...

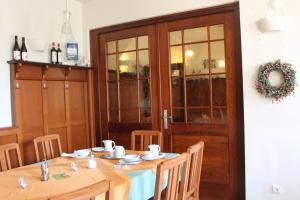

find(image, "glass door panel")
[106,34,153,124]
[168,24,227,124]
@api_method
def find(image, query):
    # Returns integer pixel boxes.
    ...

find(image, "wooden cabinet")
[9,61,94,164]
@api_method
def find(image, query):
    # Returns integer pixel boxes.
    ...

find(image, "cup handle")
[158,146,160,152]
[112,141,116,149]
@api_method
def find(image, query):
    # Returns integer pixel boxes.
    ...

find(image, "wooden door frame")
[90,2,244,199]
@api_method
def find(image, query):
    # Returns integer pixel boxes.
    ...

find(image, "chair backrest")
[0,143,22,172]
[184,141,204,199]
[49,179,111,200]
[154,153,189,200]
[34,134,62,162]
[131,130,162,151]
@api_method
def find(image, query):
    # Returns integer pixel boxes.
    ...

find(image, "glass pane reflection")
[187,109,210,123]
[186,76,210,106]
[119,52,137,79]
[138,50,150,78]
[184,27,208,43]
[185,43,209,75]
[119,38,136,52]
[211,41,226,73]
[138,36,148,49]
[212,75,227,106]
[210,24,224,40]
[170,31,182,45]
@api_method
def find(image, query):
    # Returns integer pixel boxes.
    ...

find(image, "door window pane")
[119,52,137,79]
[139,79,151,108]
[138,50,150,78]
[212,75,227,106]
[107,54,117,81]
[119,38,136,52]
[170,46,183,77]
[213,108,227,123]
[184,27,207,43]
[107,41,116,54]
[138,36,148,49]
[171,77,184,107]
[140,108,151,122]
[187,109,210,123]
[108,82,118,110]
[186,76,210,106]
[210,24,224,40]
[185,43,209,75]
[120,80,138,109]
[211,41,226,73]
[170,31,182,45]
[173,109,185,122]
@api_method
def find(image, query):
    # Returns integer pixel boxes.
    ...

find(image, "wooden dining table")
[0,150,177,200]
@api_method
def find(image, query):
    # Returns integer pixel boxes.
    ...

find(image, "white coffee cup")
[114,146,125,158]
[144,151,155,160]
[148,144,160,156]
[102,140,115,151]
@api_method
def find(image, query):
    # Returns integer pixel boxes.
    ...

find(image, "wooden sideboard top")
[7,60,93,70]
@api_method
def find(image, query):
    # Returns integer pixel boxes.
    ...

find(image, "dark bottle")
[50,42,57,64]
[20,37,28,61]
[13,35,21,61]
[57,43,62,64]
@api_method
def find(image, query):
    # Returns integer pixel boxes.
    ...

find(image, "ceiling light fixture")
[61,0,75,43]
[257,0,287,32]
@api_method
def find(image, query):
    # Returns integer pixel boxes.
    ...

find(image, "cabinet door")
[67,81,89,151]
[42,81,68,152]
[18,80,44,164]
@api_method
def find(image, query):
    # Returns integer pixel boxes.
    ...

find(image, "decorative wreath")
[255,60,296,102]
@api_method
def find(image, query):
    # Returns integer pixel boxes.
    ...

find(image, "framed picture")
[66,43,78,60]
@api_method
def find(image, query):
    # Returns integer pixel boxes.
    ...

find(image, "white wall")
[240,0,300,199]
[0,0,82,127]
[81,0,300,199]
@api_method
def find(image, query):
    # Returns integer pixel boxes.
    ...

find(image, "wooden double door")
[94,4,244,200]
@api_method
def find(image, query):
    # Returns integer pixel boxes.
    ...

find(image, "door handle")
[163,109,172,129]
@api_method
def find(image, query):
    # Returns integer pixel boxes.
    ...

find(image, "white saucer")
[119,158,142,165]
[92,147,105,152]
[142,153,166,161]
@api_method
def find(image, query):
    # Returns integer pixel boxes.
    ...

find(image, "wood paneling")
[19,80,44,164]
[68,82,89,151]
[9,61,94,165]
[42,81,68,152]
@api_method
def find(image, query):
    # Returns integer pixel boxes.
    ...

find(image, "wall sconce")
[256,0,287,32]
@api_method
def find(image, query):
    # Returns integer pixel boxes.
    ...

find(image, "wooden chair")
[131,130,163,151]
[34,134,62,162]
[0,143,22,171]
[49,179,111,200]
[184,141,205,200]
[154,153,189,200]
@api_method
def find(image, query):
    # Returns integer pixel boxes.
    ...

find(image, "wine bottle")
[12,36,21,61]
[57,43,62,64]
[50,42,57,64]
[20,37,28,61]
